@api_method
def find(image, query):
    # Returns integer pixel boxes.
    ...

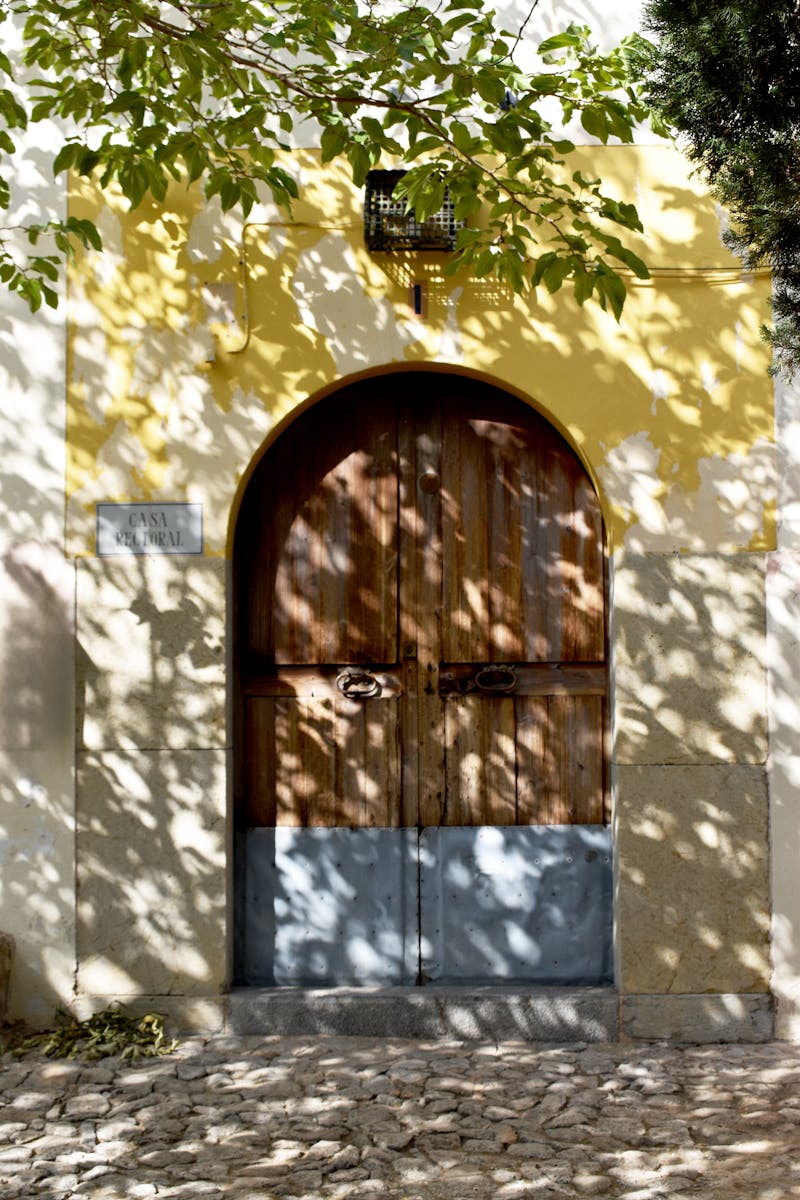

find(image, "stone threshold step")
[229,986,618,1042]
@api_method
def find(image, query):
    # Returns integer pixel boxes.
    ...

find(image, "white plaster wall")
[769,371,800,1038]
[289,1,654,150]
[495,1,648,61]
[0,18,74,1022]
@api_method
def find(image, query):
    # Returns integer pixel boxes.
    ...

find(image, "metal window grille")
[364,170,464,252]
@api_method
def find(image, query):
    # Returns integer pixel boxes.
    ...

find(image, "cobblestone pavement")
[2,1037,800,1199]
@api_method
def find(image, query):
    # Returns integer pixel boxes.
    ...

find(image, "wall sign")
[96,502,203,556]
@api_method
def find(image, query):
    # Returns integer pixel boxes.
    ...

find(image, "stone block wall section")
[74,558,228,1009]
[0,28,73,1020]
[0,545,76,1023]
[612,551,773,1040]
[768,372,800,1039]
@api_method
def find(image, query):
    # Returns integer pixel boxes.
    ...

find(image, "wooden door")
[235,373,609,986]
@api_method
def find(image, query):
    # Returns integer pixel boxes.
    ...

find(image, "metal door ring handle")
[474,664,517,694]
[336,670,381,700]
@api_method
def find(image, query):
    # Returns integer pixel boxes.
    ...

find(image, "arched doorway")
[233,371,610,987]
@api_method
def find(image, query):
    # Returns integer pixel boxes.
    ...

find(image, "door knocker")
[473,664,518,694]
[336,669,382,700]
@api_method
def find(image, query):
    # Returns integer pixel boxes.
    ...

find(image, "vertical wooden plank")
[441,397,490,664]
[364,699,401,827]
[332,696,401,828]
[528,441,606,664]
[567,471,605,662]
[273,697,338,827]
[244,698,277,827]
[512,423,598,664]
[546,695,577,824]
[516,696,546,825]
[443,696,516,826]
[274,697,302,827]
[398,400,421,828]
[468,415,527,662]
[370,422,401,663]
[484,697,517,825]
[334,696,367,827]
[304,697,339,827]
[237,465,276,662]
[444,696,479,825]
[398,389,445,827]
[535,438,571,663]
[519,425,552,663]
[489,426,526,662]
[566,695,604,823]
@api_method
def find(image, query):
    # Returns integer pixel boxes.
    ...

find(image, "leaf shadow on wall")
[73,555,228,1002]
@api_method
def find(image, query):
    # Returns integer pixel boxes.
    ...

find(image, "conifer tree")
[645,0,800,376]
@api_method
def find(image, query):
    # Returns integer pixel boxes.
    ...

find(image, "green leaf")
[580,107,609,143]
[118,161,150,208]
[542,257,571,294]
[52,143,81,176]
[601,235,649,278]
[538,30,583,56]
[473,248,497,278]
[487,120,524,156]
[185,144,208,184]
[596,268,627,320]
[531,251,556,286]
[219,178,240,212]
[451,121,475,155]
[105,90,146,118]
[320,123,348,163]
[474,73,505,105]
[573,269,595,306]
[77,149,101,177]
[347,142,372,187]
[406,135,444,159]
[67,218,103,251]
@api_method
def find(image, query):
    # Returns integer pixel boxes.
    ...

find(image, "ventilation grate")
[363,170,464,252]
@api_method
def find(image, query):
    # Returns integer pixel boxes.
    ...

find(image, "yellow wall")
[60,144,777,1029]
[66,145,774,556]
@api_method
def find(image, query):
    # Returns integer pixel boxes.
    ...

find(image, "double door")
[235,373,610,986]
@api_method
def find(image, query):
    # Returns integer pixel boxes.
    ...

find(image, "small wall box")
[363,170,464,252]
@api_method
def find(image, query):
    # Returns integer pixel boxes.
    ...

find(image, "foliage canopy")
[0,1,658,316]
[645,0,800,376]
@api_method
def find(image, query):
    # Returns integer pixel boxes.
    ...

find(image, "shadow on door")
[233,371,611,987]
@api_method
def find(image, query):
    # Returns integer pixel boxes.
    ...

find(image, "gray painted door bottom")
[241,825,613,990]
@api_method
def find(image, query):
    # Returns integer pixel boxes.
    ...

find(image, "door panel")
[418,826,613,985]
[439,396,605,665]
[235,373,609,986]
[240,387,399,666]
[244,694,401,827]
[441,694,604,827]
[244,827,418,985]
[515,695,605,825]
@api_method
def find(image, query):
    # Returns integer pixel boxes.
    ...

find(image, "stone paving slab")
[1,1037,800,1198]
